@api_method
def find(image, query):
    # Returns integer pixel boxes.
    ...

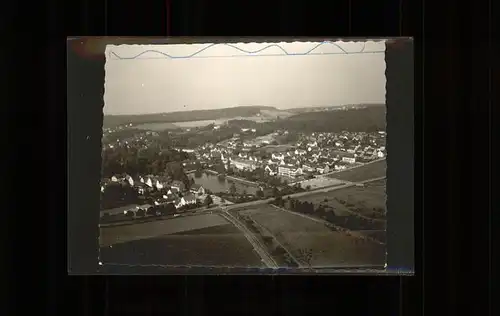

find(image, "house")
[342,156,356,164]
[307,141,318,148]
[140,176,154,188]
[136,204,152,212]
[162,194,177,202]
[190,184,205,195]
[316,165,330,174]
[334,164,347,171]
[377,150,385,158]
[231,158,257,171]
[302,164,315,172]
[278,165,303,178]
[124,174,134,186]
[170,180,186,192]
[134,182,148,195]
[173,198,184,209]
[181,193,197,206]
[167,187,180,195]
[272,153,285,161]
[154,198,170,206]
[264,165,278,176]
[153,176,170,190]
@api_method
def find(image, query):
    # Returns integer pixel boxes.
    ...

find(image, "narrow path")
[219,211,279,269]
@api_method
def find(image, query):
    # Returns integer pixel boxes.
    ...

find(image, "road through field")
[220,211,279,269]
[100,177,386,246]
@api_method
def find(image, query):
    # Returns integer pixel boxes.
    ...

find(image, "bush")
[262,236,274,245]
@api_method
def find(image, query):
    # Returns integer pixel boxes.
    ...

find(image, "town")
[100,123,386,226]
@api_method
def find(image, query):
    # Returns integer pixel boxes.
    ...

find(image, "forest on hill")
[276,105,386,133]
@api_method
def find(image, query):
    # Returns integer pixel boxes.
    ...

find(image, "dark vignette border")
[67,37,414,275]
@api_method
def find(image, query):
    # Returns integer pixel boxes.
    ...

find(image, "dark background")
[6,0,494,315]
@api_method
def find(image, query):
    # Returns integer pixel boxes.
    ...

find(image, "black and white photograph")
[98,40,388,270]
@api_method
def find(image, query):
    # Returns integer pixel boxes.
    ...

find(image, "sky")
[104,41,386,115]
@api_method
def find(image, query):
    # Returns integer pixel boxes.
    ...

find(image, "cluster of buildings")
[102,173,206,210]
[100,129,386,215]
[189,130,386,179]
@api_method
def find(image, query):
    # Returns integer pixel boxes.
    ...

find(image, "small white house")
[342,157,356,164]
[264,165,278,176]
[190,184,205,195]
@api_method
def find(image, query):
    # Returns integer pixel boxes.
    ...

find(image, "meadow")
[236,205,386,267]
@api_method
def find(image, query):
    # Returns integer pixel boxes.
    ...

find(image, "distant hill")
[103,106,282,128]
[276,104,386,132]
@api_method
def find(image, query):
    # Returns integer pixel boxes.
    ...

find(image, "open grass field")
[236,206,386,267]
[99,213,229,247]
[328,159,386,182]
[100,223,264,267]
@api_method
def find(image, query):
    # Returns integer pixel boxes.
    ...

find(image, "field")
[100,223,264,267]
[296,179,386,219]
[100,213,228,247]
[328,159,386,182]
[236,205,386,267]
[295,177,345,190]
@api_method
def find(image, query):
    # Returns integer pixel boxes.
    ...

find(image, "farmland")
[328,159,386,182]
[234,205,386,267]
[100,223,264,267]
[100,213,229,247]
[295,178,386,219]
[292,179,386,242]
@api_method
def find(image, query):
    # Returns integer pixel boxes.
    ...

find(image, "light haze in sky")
[104,41,386,115]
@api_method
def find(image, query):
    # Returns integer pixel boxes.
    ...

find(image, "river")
[189,172,259,195]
